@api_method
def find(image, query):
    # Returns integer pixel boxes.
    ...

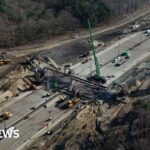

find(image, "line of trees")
[0,0,150,48]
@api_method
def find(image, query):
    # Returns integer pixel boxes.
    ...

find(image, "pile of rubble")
[0,56,61,104]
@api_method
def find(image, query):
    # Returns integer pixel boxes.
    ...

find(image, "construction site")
[21,55,149,150]
[0,10,150,150]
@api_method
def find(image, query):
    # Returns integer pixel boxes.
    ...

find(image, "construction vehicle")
[0,55,11,66]
[56,98,80,109]
[55,95,69,107]
[87,19,106,84]
[0,112,12,120]
[120,49,131,59]
[67,99,79,108]
[115,49,131,66]
[88,19,100,78]
[132,23,140,32]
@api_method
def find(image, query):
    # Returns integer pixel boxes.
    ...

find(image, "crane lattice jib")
[88,19,100,78]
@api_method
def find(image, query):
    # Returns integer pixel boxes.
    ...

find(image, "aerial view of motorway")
[0,1,150,150]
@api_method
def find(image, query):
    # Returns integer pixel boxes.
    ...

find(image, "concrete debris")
[43,56,61,71]
[76,106,90,120]
[0,56,61,103]
[137,62,150,69]
[127,79,142,90]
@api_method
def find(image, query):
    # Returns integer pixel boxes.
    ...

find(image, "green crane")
[88,19,100,79]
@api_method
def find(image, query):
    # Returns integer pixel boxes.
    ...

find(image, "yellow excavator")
[67,99,80,108]
[56,97,80,109]
[0,111,12,120]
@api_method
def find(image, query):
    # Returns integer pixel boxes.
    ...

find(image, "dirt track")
[7,6,150,58]
[0,6,149,79]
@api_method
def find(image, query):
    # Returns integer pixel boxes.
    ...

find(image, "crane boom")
[88,19,100,78]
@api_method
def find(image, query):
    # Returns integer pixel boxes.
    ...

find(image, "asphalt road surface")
[72,32,150,84]
[0,89,54,129]
[0,32,150,150]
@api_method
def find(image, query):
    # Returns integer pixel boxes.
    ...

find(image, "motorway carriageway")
[0,32,150,150]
